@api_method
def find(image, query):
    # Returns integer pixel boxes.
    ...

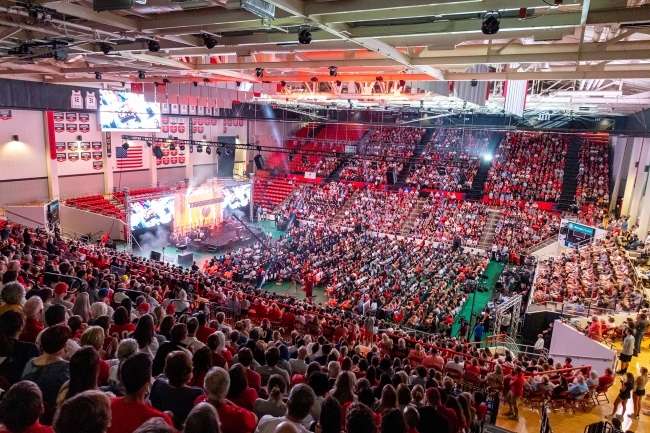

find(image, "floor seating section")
[253,177,297,209]
[64,195,125,221]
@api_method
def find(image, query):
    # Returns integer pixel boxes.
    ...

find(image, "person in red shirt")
[237,348,262,392]
[598,368,615,387]
[0,381,53,433]
[195,312,216,344]
[505,366,525,421]
[195,367,258,433]
[107,353,174,433]
[108,306,135,341]
[268,303,282,322]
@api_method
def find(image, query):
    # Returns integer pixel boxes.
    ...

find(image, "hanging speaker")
[386,169,396,185]
[152,146,164,159]
[254,154,266,170]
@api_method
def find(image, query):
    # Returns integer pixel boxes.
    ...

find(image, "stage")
[173,219,265,254]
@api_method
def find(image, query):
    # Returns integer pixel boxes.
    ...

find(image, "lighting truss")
[122,135,444,165]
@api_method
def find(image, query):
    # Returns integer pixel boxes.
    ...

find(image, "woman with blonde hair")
[407,343,426,367]
[630,366,648,419]
[375,384,398,413]
[331,371,356,405]
[379,334,393,357]
[72,292,91,323]
[411,384,425,407]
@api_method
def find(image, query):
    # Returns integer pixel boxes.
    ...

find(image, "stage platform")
[177,221,265,254]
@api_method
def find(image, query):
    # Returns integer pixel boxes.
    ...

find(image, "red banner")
[46,111,57,160]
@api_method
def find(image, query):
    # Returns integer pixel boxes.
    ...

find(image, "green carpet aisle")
[451,260,505,336]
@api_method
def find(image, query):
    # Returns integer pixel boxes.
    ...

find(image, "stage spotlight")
[148,40,160,52]
[169,142,176,151]
[310,77,318,82]
[288,154,294,162]
[196,145,203,153]
[162,78,171,83]
[95,72,102,80]
[146,141,152,148]
[203,34,218,49]
[205,146,211,155]
[122,142,129,150]
[216,149,222,156]
[298,26,312,44]
[482,11,501,35]
[203,78,209,83]
[335,80,341,86]
[280,80,286,87]
[471,79,478,87]
[329,66,337,77]
[138,70,146,79]
[193,81,198,87]
[225,149,230,156]
[255,68,264,78]
[100,43,112,55]
[179,143,185,151]
[483,153,493,162]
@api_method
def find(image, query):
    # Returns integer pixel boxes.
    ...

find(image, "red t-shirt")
[98,359,110,386]
[193,397,257,433]
[227,387,257,410]
[245,368,262,391]
[0,422,53,433]
[196,326,216,344]
[107,398,174,433]
[108,323,136,341]
[510,373,525,397]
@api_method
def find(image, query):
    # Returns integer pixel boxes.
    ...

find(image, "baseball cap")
[137,302,150,314]
[98,288,109,298]
[54,282,69,295]
[165,303,175,315]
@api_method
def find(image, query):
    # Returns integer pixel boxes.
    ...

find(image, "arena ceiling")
[3,0,650,116]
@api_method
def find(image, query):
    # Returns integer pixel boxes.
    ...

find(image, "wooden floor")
[495,341,650,433]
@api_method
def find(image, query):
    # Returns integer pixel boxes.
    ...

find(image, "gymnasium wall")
[157,166,185,185]
[59,173,105,198]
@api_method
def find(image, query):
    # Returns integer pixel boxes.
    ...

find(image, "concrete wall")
[60,205,125,241]
[549,320,617,374]
[3,205,47,228]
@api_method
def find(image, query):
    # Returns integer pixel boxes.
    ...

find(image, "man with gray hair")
[289,346,309,375]
[199,367,258,433]
[0,281,25,315]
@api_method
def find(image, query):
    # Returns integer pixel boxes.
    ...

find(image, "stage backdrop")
[174,182,224,233]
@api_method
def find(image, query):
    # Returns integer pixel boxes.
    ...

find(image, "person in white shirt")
[183,317,205,353]
[254,384,315,433]
[534,334,545,353]
[288,347,309,376]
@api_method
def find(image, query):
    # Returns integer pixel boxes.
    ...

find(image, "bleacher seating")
[576,133,610,208]
[64,195,125,221]
[252,177,297,210]
[112,185,171,203]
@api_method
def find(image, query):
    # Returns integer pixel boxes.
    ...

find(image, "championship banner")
[91,142,102,151]
[55,142,66,152]
[53,112,64,122]
[68,152,80,162]
[92,151,102,160]
[79,124,90,133]
[81,152,91,161]
[66,124,78,132]
[54,123,64,133]
[67,142,78,151]
[93,161,103,170]
[65,113,77,122]
[79,113,90,123]
[80,142,90,151]
[56,153,66,162]
[0,109,11,120]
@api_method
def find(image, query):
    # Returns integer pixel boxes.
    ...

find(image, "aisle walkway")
[452,261,505,335]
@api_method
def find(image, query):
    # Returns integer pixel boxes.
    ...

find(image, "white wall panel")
[0,110,47,181]
[59,173,104,198]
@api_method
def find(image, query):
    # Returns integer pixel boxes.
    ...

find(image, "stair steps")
[332,191,359,226]
[557,136,583,211]
[467,131,504,200]
[392,128,435,191]
[400,196,427,236]
[477,208,501,250]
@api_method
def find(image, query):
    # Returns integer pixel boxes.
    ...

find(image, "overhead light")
[95,72,102,80]
[298,26,312,45]
[138,70,146,79]
[179,143,185,151]
[203,34,218,49]
[216,149,222,156]
[482,11,501,35]
[329,66,337,77]
[162,78,171,83]
[482,153,493,162]
[255,68,264,78]
[225,149,230,156]
[100,43,112,55]
[76,135,83,142]
[148,40,160,52]
[11,134,18,142]
[471,79,478,87]
[146,141,153,148]
[193,81,198,87]
[196,144,203,153]
[280,80,286,87]
[122,142,129,150]
[169,142,176,151]
[288,153,294,162]
[205,146,211,155]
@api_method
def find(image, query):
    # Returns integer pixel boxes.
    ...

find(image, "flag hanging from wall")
[115,145,143,169]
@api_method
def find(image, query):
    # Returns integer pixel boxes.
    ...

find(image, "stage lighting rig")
[203,34,218,49]
[216,149,222,156]
[255,68,264,78]
[482,11,501,35]
[329,66,337,77]
[148,39,160,52]
[100,43,113,55]
[298,26,312,44]
[196,144,203,153]
[205,146,211,155]
[95,72,102,80]
[138,70,146,79]
[122,142,129,150]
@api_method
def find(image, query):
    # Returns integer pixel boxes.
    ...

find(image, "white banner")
[304,171,317,179]
[345,145,357,154]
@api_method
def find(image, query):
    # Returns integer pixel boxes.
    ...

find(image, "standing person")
[473,321,484,345]
[608,372,635,419]
[504,366,525,421]
[617,328,635,374]
[629,367,648,419]
[364,313,375,345]
[633,313,648,357]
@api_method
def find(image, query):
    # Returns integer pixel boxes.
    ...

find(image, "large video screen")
[130,196,175,230]
[223,184,251,210]
[99,90,161,132]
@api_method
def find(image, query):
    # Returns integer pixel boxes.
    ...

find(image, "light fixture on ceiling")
[76,135,83,142]
[138,70,146,79]
[95,72,102,80]
[471,79,478,87]
[11,134,18,142]
[255,68,264,78]
[203,34,218,49]
[169,141,176,151]
[216,149,222,156]
[329,66,337,77]
[225,149,230,156]
[196,144,203,153]
[148,40,160,52]
[122,142,129,150]
[205,146,211,155]
[298,26,312,44]
[482,11,501,35]
[100,43,112,55]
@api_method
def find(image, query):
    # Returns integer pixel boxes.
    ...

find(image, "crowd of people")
[339,160,403,186]
[576,138,610,208]
[409,196,488,247]
[338,188,420,235]
[492,203,561,256]
[406,129,488,192]
[282,183,354,223]
[483,132,567,203]
[532,238,644,313]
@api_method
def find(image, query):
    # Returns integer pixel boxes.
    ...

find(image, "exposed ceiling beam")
[44,2,140,32]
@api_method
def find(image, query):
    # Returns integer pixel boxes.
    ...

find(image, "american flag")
[115,145,143,169]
